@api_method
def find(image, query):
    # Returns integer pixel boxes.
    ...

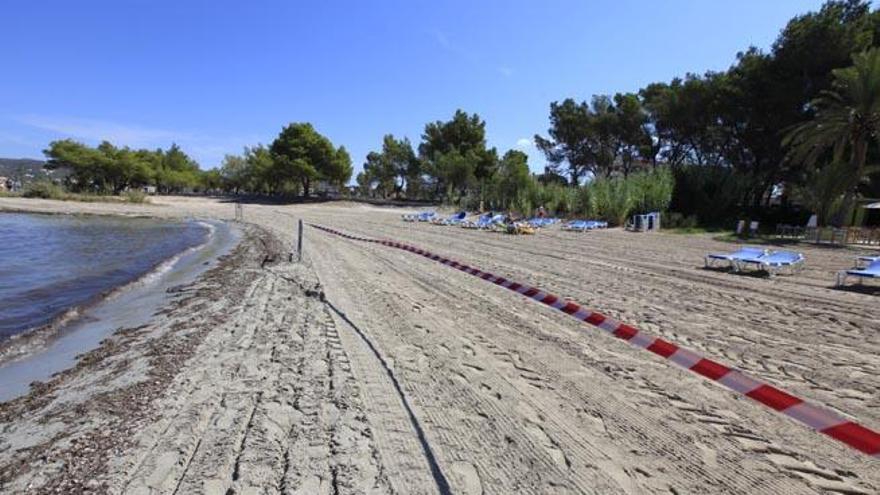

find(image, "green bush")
[558,185,577,216]
[23,181,66,199]
[124,190,149,203]
[575,186,595,218]
[513,190,533,217]
[631,167,674,214]
[463,166,675,223]
[591,176,635,226]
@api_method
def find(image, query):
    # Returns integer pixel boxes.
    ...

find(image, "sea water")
[0,213,207,339]
[0,212,238,401]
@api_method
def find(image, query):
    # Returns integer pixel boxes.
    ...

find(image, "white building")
[314,180,340,198]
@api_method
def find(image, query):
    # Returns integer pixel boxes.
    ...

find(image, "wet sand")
[0,196,878,494]
[0,219,238,401]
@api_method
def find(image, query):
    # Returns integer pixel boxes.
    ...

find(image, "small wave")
[112,219,216,291]
[0,304,83,365]
[0,219,221,366]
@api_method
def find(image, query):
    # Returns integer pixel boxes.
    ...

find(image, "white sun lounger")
[837,259,880,286]
[734,250,805,277]
[704,246,767,269]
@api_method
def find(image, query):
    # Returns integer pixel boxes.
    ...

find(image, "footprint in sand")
[451,461,483,495]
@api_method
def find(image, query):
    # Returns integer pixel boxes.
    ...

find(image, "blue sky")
[1,0,828,177]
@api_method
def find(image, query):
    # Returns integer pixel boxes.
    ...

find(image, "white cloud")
[15,114,259,168]
[16,114,184,147]
[515,137,533,149]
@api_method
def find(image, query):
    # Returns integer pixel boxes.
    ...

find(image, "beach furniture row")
[706,246,880,286]
[705,247,805,277]
[401,211,609,234]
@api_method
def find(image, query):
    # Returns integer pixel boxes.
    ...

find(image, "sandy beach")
[0,196,878,494]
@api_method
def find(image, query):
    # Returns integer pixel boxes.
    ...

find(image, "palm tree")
[784,48,880,226]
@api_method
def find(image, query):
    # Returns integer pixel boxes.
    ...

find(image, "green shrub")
[576,185,595,218]
[23,181,66,199]
[513,190,533,217]
[124,190,149,203]
[631,167,674,214]
[558,185,578,216]
[591,176,634,226]
[539,183,561,215]
[478,165,674,222]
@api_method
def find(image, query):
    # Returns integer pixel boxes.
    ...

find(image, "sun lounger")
[704,246,767,269]
[461,213,504,229]
[856,255,880,268]
[527,217,560,228]
[482,214,505,229]
[402,211,435,222]
[431,211,467,225]
[837,258,880,286]
[563,220,589,231]
[461,214,487,228]
[527,217,546,227]
[734,250,805,276]
[562,219,608,232]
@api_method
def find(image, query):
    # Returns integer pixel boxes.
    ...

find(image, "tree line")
[37,1,880,227]
[219,122,352,197]
[44,140,204,194]
[354,0,880,227]
[42,122,354,197]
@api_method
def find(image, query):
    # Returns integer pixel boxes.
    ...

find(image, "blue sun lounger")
[402,211,435,222]
[432,211,467,225]
[562,220,589,231]
[464,214,504,229]
[463,213,501,229]
[527,217,560,228]
[734,250,805,276]
[483,214,505,229]
[462,213,489,228]
[563,219,608,232]
[704,246,767,269]
[837,258,880,286]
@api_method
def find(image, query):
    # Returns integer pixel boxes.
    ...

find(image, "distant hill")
[0,158,46,177]
[0,158,69,183]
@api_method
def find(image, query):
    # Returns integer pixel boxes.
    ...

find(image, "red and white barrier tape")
[310,224,880,458]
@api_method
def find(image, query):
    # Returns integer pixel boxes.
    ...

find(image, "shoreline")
[0,221,278,492]
[0,214,223,368]
[0,213,238,400]
[0,203,161,219]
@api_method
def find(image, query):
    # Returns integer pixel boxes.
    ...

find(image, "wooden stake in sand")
[297,219,303,262]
